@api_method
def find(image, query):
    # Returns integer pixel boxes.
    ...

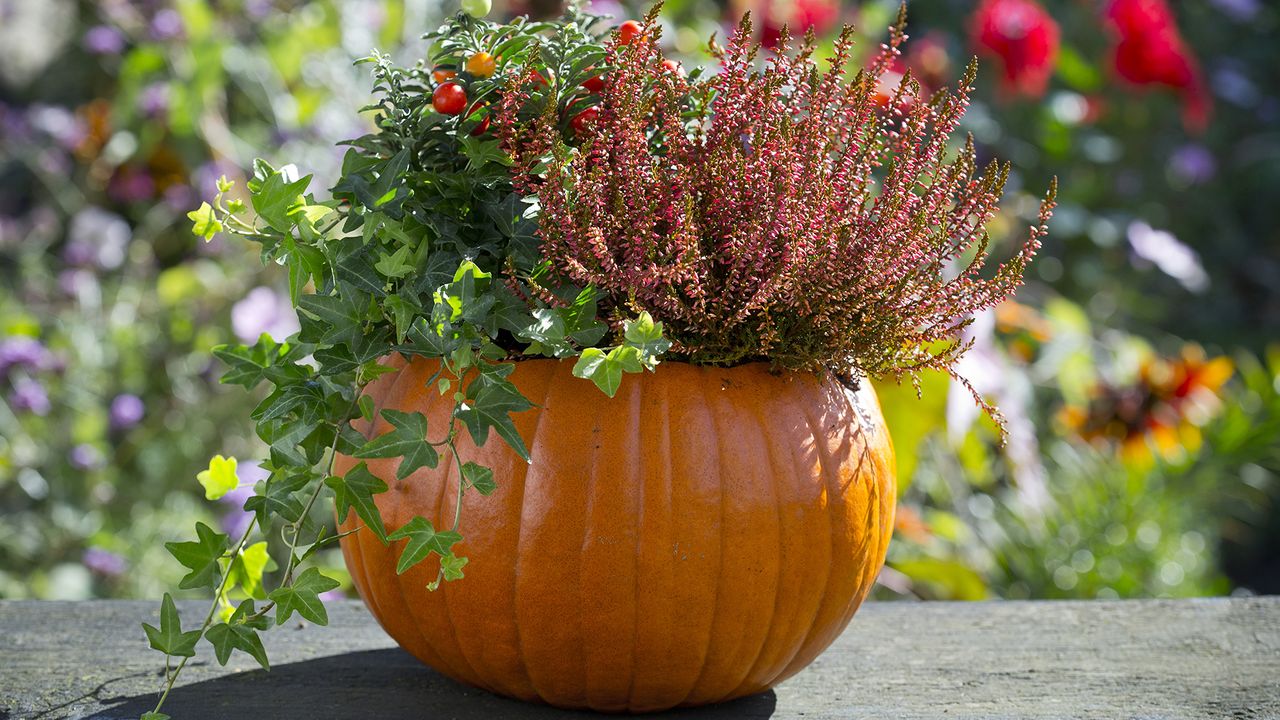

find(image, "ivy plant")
[144,7,668,718]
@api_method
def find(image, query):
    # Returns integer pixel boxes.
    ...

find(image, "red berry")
[617,20,643,45]
[571,106,600,134]
[583,71,606,93]
[467,101,490,135]
[432,82,467,115]
[662,59,684,77]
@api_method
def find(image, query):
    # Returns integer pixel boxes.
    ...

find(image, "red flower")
[758,0,840,49]
[1104,0,1210,133]
[969,0,1059,98]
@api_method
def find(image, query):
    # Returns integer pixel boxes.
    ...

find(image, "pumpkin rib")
[501,361,557,699]
[676,374,728,706]
[513,367,585,704]
[778,390,847,678]
[757,382,836,683]
[710,371,784,702]
[625,369,664,710]
[623,373,645,710]
[722,379,789,700]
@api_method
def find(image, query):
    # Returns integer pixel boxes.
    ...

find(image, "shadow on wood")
[88,649,778,720]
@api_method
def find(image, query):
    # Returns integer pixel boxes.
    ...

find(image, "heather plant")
[504,8,1056,415]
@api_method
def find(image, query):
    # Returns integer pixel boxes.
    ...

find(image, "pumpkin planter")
[142,5,1053,717]
[337,357,895,712]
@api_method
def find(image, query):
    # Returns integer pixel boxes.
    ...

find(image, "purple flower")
[109,393,145,429]
[1168,144,1216,186]
[83,26,126,55]
[83,548,127,576]
[245,0,275,20]
[69,444,105,471]
[27,105,86,151]
[318,588,346,602]
[1209,0,1260,22]
[0,337,55,376]
[149,9,184,41]
[58,269,100,298]
[66,207,132,270]
[138,82,170,119]
[232,287,301,343]
[107,167,156,204]
[9,377,51,415]
[163,184,196,213]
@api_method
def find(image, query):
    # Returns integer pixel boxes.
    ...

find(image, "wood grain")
[1,598,1276,719]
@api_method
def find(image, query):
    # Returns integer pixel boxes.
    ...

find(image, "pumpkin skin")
[336,356,895,712]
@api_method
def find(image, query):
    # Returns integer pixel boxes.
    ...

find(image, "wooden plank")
[1,598,1276,719]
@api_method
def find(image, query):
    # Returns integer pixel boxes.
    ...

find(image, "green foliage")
[142,9,676,716]
[143,594,203,658]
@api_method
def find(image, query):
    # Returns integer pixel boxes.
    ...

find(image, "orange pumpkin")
[337,356,895,712]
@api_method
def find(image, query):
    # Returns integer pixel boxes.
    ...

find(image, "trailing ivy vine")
[143,8,668,718]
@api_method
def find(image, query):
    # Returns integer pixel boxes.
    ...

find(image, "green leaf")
[387,516,462,574]
[188,201,222,241]
[429,552,468,590]
[455,375,533,460]
[197,454,239,500]
[622,311,672,368]
[269,567,341,626]
[165,522,229,590]
[250,167,312,233]
[354,410,439,479]
[204,600,271,670]
[325,463,389,542]
[141,713,171,720]
[461,461,496,495]
[573,347,622,397]
[228,541,274,599]
[296,291,366,347]
[374,245,415,278]
[243,471,311,525]
[142,593,202,658]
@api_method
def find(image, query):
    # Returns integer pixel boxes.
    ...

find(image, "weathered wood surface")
[1,598,1277,719]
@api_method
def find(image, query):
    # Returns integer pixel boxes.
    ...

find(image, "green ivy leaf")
[573,347,623,397]
[250,168,312,233]
[354,409,439,479]
[228,541,275,599]
[387,517,462,574]
[269,567,341,626]
[429,552,469,590]
[455,375,532,460]
[204,600,271,670]
[243,471,311,525]
[165,522,229,590]
[197,454,239,500]
[374,245,416,278]
[142,593,202,658]
[461,461,496,495]
[325,463,389,542]
[622,311,672,368]
[188,202,222,241]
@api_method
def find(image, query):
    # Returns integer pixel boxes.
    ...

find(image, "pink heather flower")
[502,10,1054,429]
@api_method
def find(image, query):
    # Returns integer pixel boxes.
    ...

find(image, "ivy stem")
[151,514,259,718]
[248,394,363,623]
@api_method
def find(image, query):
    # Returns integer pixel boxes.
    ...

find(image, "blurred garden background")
[1,0,1277,602]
